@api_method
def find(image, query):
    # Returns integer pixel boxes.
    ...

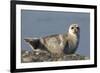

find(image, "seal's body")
[24,24,80,55]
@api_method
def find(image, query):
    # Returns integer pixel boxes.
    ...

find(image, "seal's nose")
[74,28,79,33]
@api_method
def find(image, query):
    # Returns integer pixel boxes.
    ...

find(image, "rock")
[21,50,33,63]
[21,50,89,63]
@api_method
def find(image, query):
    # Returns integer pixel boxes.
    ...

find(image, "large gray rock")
[21,50,89,63]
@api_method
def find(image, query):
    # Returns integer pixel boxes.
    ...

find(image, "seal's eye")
[76,27,79,30]
[71,27,74,29]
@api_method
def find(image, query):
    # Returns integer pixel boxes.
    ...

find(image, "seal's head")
[68,24,80,36]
